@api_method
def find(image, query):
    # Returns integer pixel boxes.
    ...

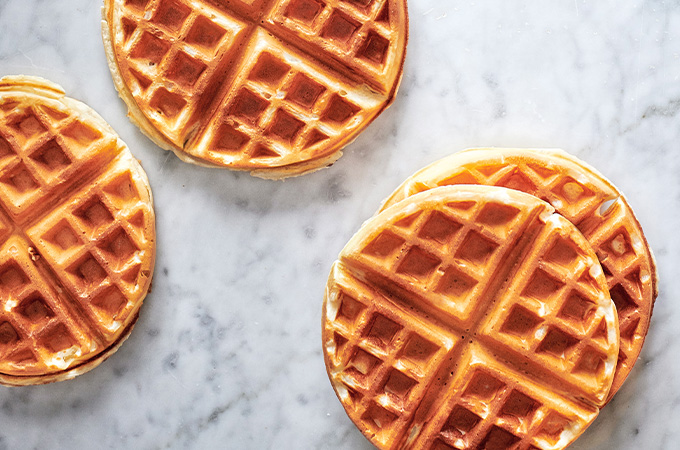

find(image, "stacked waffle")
[102,0,408,178]
[323,148,657,449]
[0,76,155,385]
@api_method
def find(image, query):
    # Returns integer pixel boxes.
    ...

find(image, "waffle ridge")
[381,148,656,400]
[0,76,155,384]
[105,0,407,176]
[324,186,618,449]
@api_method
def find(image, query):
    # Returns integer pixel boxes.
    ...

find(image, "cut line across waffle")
[380,148,657,401]
[323,185,618,449]
[0,76,155,384]
[103,0,407,177]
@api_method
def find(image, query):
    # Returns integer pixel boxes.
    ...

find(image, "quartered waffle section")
[0,96,119,222]
[326,264,458,448]
[26,154,154,342]
[0,236,96,376]
[417,343,599,450]
[265,0,403,90]
[381,148,656,400]
[0,77,155,383]
[109,0,250,147]
[191,29,383,169]
[105,0,407,175]
[323,186,618,449]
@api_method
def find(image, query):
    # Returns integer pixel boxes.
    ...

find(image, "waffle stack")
[0,76,155,385]
[103,0,408,178]
[381,148,657,401]
[323,149,656,449]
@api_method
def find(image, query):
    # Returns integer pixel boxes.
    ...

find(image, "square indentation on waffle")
[417,210,463,246]
[185,15,228,51]
[5,110,47,146]
[152,0,192,33]
[97,226,139,271]
[321,9,361,45]
[495,166,540,194]
[285,0,326,25]
[194,30,382,166]
[439,404,482,442]
[16,292,56,326]
[164,52,208,88]
[0,261,30,296]
[41,219,82,256]
[130,31,172,66]
[149,87,188,123]
[360,401,399,437]
[549,176,599,217]
[124,0,151,13]
[29,139,72,179]
[0,161,40,205]
[0,133,17,165]
[73,195,115,235]
[285,73,327,110]
[357,29,390,65]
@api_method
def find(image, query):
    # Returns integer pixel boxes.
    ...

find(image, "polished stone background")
[0,1,677,448]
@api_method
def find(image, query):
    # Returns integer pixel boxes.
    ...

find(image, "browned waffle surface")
[103,0,407,178]
[0,76,155,385]
[323,185,618,449]
[381,148,656,401]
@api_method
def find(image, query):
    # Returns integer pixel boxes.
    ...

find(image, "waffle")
[102,0,408,178]
[323,185,619,449]
[381,148,657,401]
[0,76,155,385]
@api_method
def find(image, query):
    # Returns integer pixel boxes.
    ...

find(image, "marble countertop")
[0,0,678,448]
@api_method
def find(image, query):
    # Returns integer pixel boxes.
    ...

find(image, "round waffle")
[323,185,619,449]
[102,0,408,179]
[381,148,657,401]
[0,76,155,386]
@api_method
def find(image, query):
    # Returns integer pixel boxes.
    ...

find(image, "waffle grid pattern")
[0,92,154,378]
[579,197,648,381]
[350,199,538,324]
[26,157,153,339]
[268,0,395,79]
[115,0,249,144]
[481,223,615,400]
[110,0,405,170]
[326,267,457,447]
[325,188,617,449]
[0,100,118,221]
[420,344,596,450]
[0,236,93,374]
[195,30,381,166]
[384,149,655,399]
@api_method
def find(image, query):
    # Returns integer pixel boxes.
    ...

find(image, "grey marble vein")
[0,0,678,448]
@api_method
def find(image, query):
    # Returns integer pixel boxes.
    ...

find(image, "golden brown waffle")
[102,0,407,178]
[323,185,619,449]
[381,148,657,401]
[0,75,155,385]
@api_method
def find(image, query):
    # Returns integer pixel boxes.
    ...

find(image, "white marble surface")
[0,0,678,448]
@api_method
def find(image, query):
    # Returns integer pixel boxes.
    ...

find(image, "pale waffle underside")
[381,148,656,400]
[104,0,407,177]
[0,76,155,384]
[323,185,618,450]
